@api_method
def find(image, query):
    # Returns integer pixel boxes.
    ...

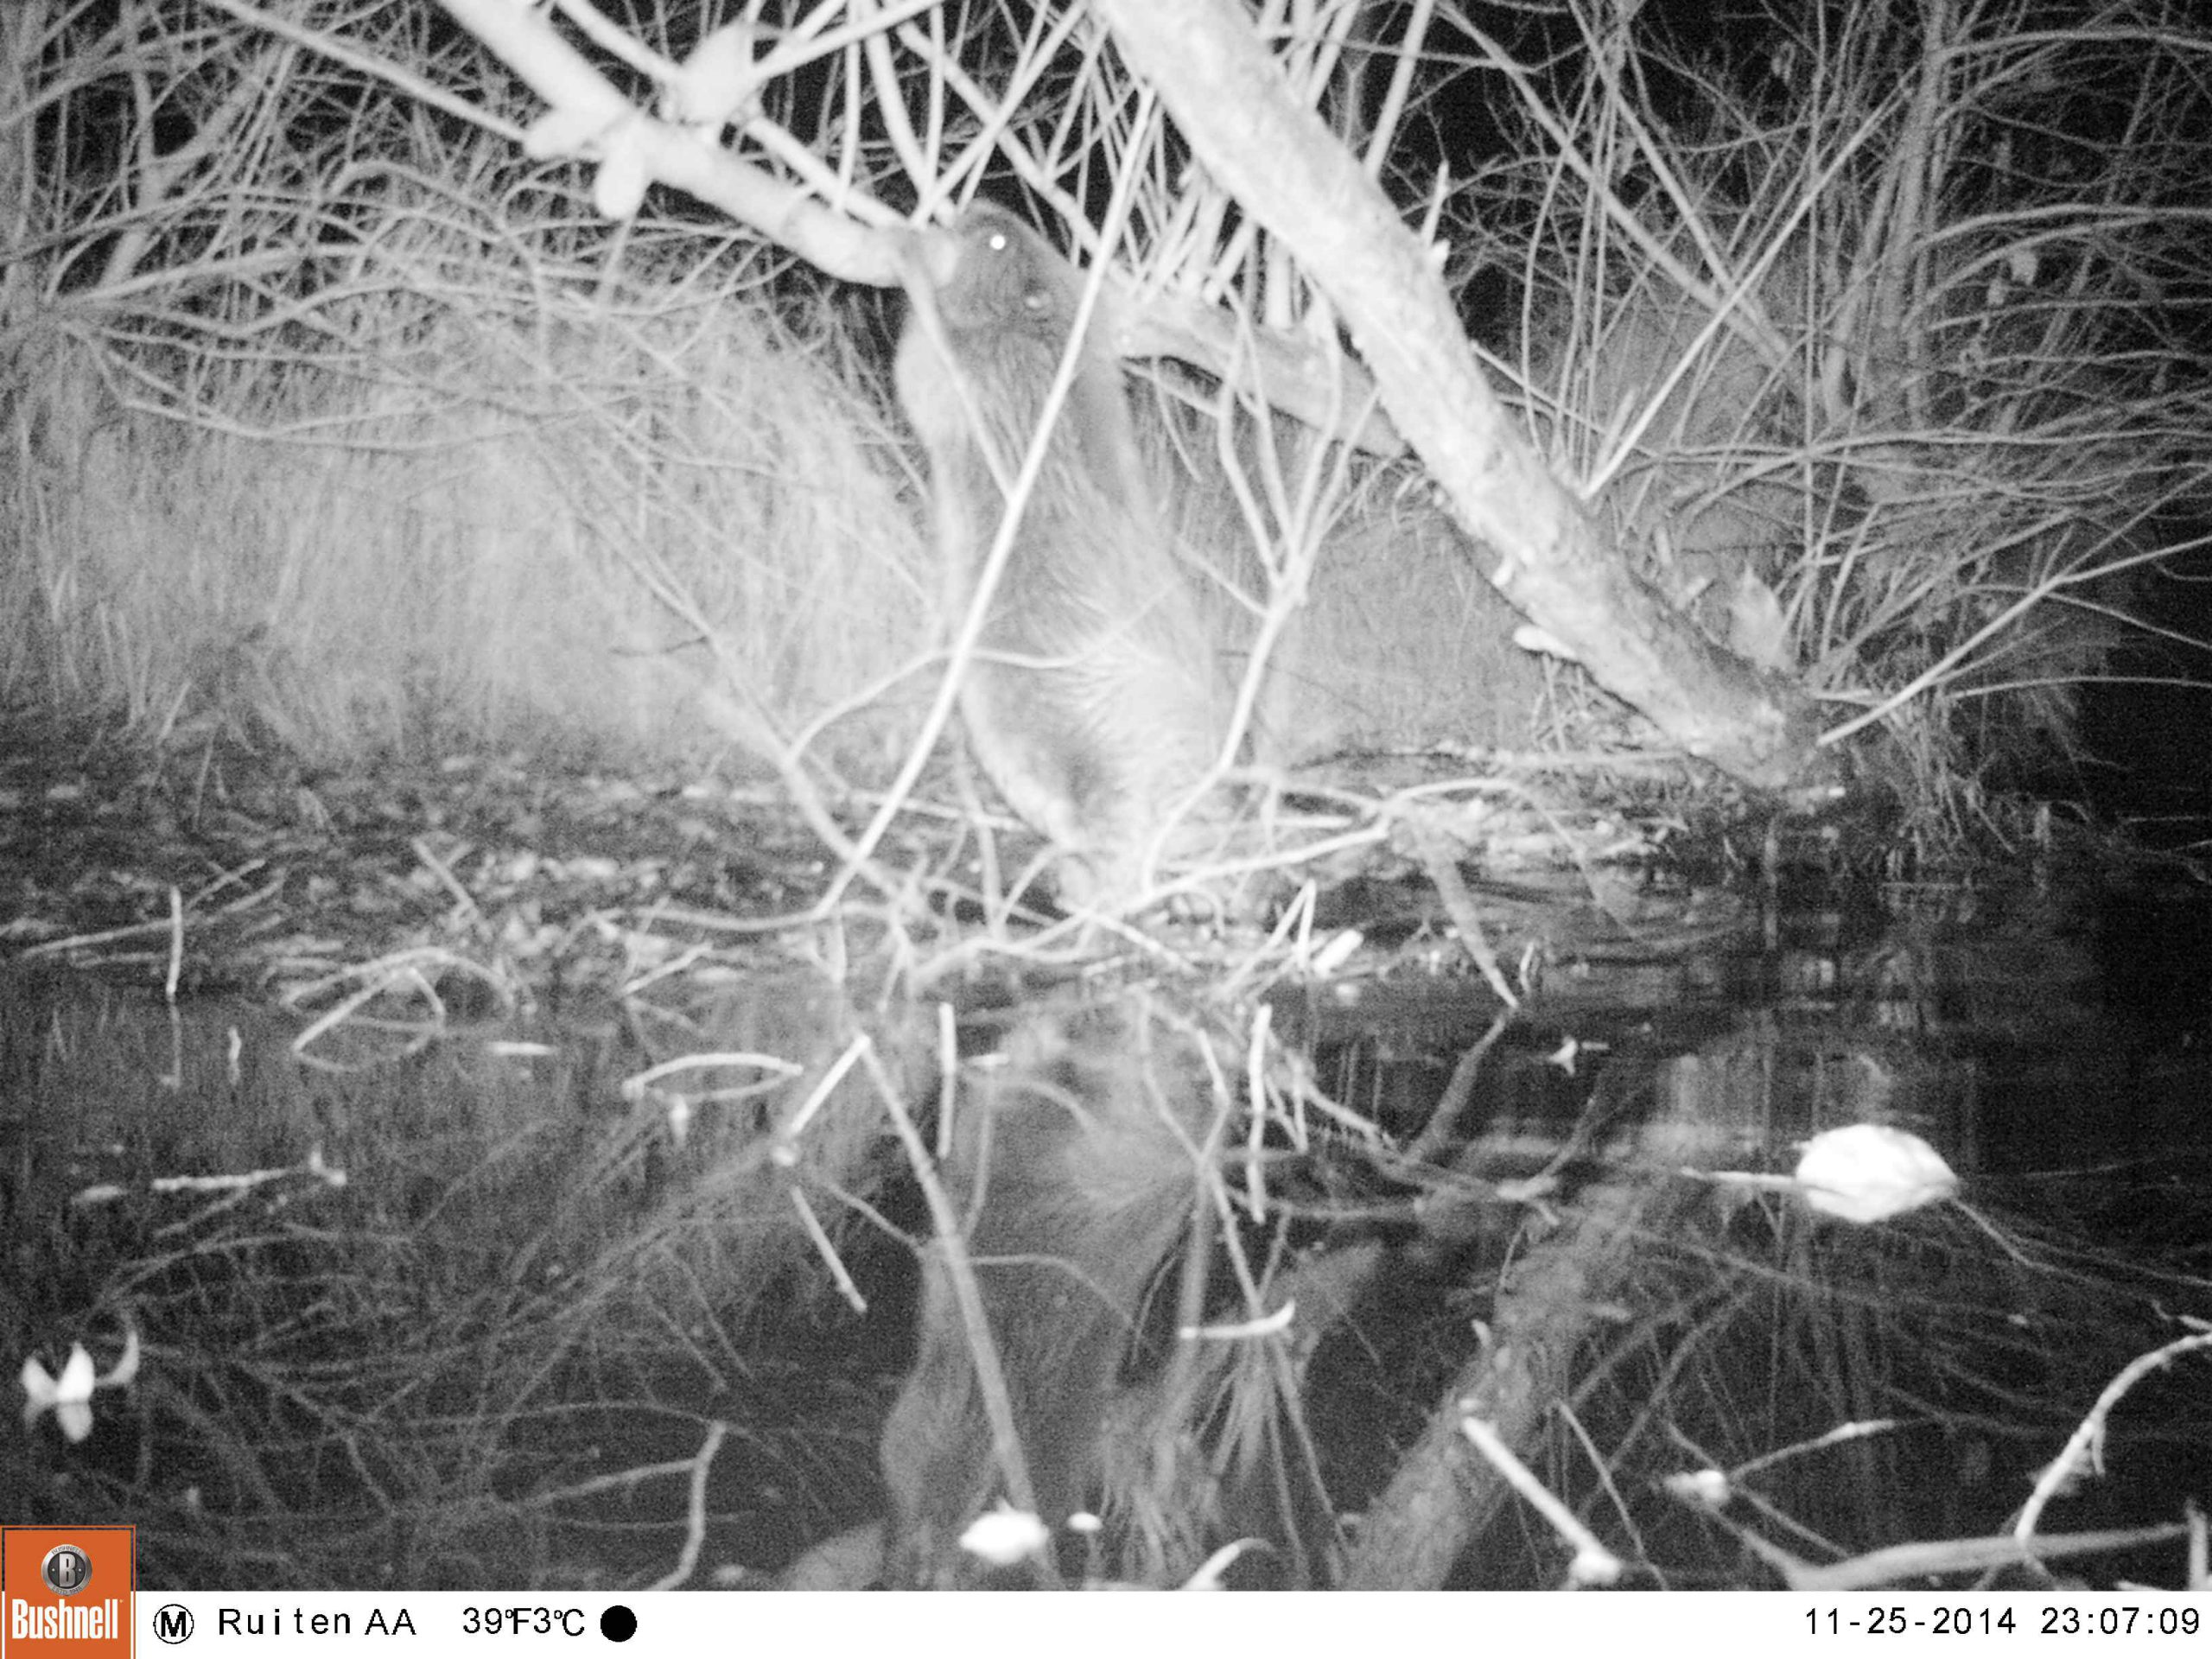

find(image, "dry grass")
[1460,0,2212,809]
[3,235,928,779]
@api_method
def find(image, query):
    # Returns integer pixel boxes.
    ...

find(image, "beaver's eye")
[987,231,1009,252]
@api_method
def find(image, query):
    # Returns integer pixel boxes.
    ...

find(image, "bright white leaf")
[22,1328,143,1441]
[957,1501,1050,1567]
[1726,569,1793,673]
[1662,1467,1731,1509]
[22,1344,95,1439]
[1794,1123,1958,1224]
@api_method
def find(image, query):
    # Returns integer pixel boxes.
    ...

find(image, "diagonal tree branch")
[1092,0,1832,791]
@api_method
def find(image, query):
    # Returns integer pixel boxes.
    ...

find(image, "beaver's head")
[892,203,1139,490]
[902,204,1077,345]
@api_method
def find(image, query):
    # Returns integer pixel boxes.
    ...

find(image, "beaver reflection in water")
[893,204,1225,910]
[874,998,1214,1587]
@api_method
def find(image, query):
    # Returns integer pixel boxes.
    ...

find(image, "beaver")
[893,204,1226,908]
[876,993,1353,1587]
[876,997,1215,1587]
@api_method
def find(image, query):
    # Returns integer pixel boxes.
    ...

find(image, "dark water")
[4,864,2209,1590]
[0,970,908,1588]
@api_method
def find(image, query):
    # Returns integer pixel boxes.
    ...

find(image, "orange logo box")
[1,1529,133,1659]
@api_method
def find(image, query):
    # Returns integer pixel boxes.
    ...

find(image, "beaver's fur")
[893,204,1224,907]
